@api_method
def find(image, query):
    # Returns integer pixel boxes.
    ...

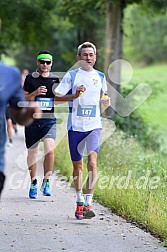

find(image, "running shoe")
[29,180,38,199]
[43,181,52,196]
[75,202,84,220]
[83,204,95,219]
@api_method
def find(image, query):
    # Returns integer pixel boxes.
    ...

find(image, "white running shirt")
[54,68,107,132]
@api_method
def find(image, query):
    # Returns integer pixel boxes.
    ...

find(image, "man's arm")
[54,85,86,103]
[24,86,47,101]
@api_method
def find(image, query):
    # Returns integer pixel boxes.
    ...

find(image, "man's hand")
[75,85,86,98]
[24,86,47,101]
[36,86,47,96]
[101,94,111,108]
[10,101,42,126]
[27,101,42,121]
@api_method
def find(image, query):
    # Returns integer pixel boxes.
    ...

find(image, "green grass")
[96,131,167,242]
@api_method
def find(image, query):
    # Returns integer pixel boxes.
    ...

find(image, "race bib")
[36,97,53,110]
[77,105,96,117]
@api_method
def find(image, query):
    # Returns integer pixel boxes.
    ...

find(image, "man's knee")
[0,172,5,196]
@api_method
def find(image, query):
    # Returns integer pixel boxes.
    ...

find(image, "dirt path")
[0,126,166,252]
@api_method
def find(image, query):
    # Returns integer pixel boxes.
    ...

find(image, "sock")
[43,178,49,184]
[76,190,84,203]
[9,139,12,143]
[32,179,37,185]
[85,194,93,206]
[45,179,50,184]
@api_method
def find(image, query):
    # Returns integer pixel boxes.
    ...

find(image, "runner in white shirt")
[54,42,110,220]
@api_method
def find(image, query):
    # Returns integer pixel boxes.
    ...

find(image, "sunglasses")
[39,60,51,65]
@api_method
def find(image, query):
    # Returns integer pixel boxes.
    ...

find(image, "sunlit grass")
[1,54,16,66]
[96,130,167,242]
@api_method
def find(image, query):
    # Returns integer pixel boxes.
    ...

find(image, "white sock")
[85,194,93,206]
[76,190,84,203]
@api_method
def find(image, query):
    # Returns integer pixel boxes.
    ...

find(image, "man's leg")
[72,160,83,192]
[86,151,98,194]
[41,138,55,196]
[83,129,101,218]
[82,151,97,218]
[68,130,85,196]
[27,147,38,198]
[6,118,13,145]
[68,130,86,219]
[43,138,55,179]
[72,160,85,220]
[27,147,38,181]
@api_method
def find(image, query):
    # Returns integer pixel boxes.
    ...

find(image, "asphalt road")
[0,126,166,252]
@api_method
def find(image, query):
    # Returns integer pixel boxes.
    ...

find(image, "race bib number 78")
[36,97,53,111]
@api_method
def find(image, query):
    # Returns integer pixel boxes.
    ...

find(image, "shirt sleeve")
[9,68,25,109]
[23,74,32,93]
[54,72,72,96]
[9,86,25,109]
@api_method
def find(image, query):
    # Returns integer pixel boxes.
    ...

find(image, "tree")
[57,0,105,45]
[0,0,77,71]
[0,0,58,56]
[104,0,167,118]
[124,4,167,64]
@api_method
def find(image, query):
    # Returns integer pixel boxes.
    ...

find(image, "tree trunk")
[77,23,97,47]
[104,0,125,118]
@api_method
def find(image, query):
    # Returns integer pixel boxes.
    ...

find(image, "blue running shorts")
[25,118,56,148]
[68,129,101,161]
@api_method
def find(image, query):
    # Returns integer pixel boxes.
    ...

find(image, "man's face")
[77,47,96,70]
[37,59,52,73]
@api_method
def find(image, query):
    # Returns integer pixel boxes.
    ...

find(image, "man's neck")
[80,66,94,72]
[38,70,50,77]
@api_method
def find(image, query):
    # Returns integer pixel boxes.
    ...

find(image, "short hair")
[77,42,96,55]
[37,50,51,56]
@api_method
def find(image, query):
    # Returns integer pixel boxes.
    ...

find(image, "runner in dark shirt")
[23,50,59,199]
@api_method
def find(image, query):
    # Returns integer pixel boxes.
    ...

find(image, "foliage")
[112,78,164,150]
[124,4,167,64]
[142,0,167,11]
[0,0,58,54]
[1,0,167,69]
[110,62,167,156]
